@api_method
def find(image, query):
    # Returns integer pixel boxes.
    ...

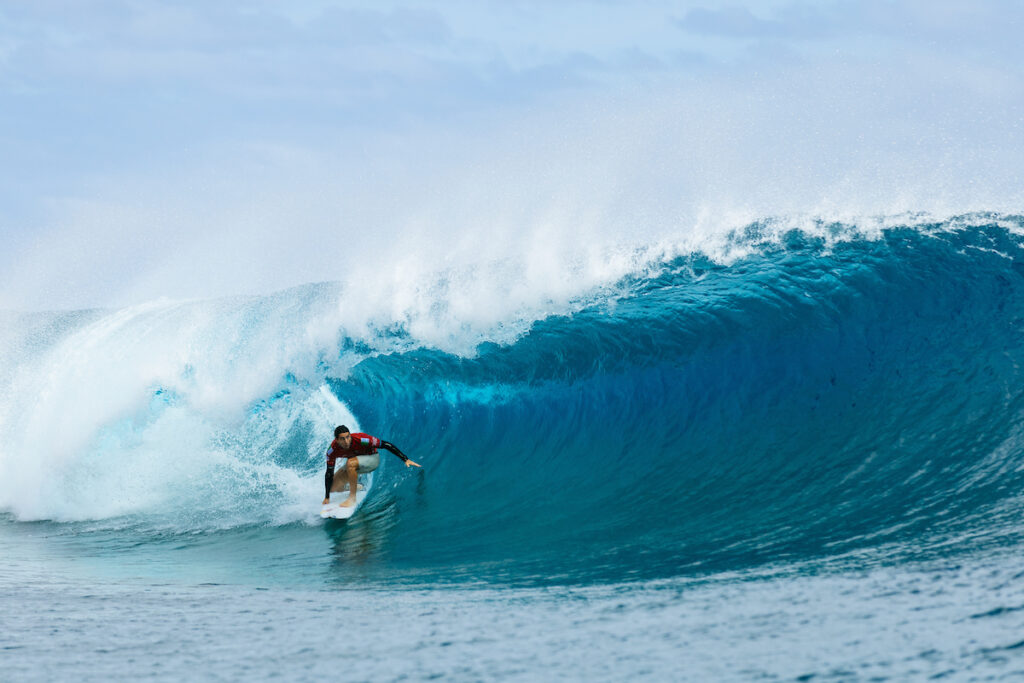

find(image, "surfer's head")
[334,425,352,447]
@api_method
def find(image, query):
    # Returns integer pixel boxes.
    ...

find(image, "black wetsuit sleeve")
[380,440,410,462]
[324,462,335,499]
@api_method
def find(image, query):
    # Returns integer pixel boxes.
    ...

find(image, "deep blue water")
[4,215,1024,679]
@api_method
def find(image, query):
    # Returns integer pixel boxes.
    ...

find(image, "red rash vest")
[326,433,381,467]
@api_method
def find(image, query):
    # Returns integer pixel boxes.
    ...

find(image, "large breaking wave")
[3,213,1024,582]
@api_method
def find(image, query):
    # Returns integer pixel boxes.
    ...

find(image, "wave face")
[339,216,1024,581]
[3,214,1024,584]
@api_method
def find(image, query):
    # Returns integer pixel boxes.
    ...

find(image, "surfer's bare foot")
[339,497,358,508]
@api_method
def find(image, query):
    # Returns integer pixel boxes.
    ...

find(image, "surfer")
[323,425,421,507]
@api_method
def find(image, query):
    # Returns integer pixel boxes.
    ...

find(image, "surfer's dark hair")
[335,425,350,437]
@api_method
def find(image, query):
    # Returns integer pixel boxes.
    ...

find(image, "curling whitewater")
[2,214,1024,588]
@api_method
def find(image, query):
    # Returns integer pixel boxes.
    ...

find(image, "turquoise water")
[4,216,1024,679]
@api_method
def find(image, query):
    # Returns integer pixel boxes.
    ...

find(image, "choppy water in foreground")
[4,525,1024,681]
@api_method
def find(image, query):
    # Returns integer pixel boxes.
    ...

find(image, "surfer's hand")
[322,497,330,505]
[404,459,422,468]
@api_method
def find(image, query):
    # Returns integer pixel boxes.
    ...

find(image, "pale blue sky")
[2,1,1023,309]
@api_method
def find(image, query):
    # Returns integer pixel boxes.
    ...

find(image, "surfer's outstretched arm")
[379,440,408,461]
[323,462,335,503]
[380,441,422,468]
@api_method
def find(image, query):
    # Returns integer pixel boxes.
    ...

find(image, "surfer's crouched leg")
[338,457,360,507]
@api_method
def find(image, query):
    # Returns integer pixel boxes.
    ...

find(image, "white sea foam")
[0,291,358,523]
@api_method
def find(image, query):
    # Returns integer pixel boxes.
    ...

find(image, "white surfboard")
[320,489,369,520]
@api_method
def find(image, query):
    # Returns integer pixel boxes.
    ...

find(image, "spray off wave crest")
[2,213,1024,582]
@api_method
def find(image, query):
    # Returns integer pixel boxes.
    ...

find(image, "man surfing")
[323,425,421,508]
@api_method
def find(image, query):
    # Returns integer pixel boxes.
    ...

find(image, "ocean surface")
[4,214,1024,680]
